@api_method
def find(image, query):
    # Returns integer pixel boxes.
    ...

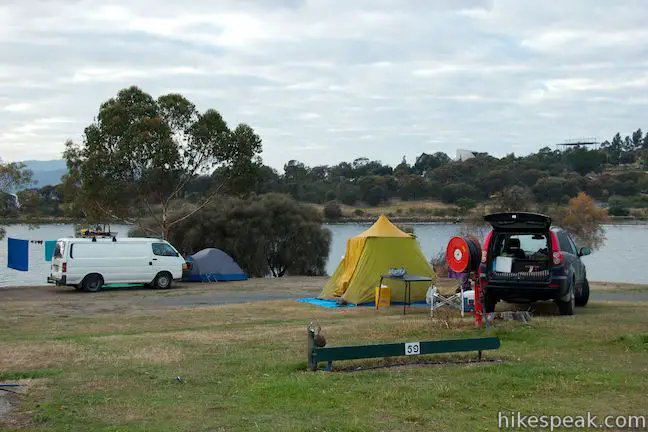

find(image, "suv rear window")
[490,233,551,274]
[493,234,549,258]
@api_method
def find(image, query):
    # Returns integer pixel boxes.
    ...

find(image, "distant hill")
[19,159,68,191]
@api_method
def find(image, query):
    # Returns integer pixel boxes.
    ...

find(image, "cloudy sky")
[1,0,647,170]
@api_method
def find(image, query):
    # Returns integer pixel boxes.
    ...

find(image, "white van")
[47,237,186,292]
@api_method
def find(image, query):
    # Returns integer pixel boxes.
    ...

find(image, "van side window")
[152,243,179,257]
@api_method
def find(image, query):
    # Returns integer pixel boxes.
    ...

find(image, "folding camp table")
[378,274,433,315]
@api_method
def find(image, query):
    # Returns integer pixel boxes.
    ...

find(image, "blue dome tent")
[186,248,247,282]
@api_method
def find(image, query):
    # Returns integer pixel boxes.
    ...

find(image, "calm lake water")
[0,223,646,287]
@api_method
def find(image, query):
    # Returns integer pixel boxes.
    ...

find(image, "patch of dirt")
[0,392,29,431]
[0,380,41,430]
[0,391,14,420]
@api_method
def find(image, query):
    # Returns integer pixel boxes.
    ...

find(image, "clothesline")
[7,238,57,272]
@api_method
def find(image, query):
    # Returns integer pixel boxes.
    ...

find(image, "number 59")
[405,342,420,355]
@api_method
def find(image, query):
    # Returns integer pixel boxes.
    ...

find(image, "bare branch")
[143,196,162,227]
[167,176,230,228]
[94,201,161,237]
[165,153,207,206]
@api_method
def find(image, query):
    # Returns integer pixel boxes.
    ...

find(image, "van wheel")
[153,272,173,289]
[557,279,575,316]
[82,274,104,292]
[575,278,590,307]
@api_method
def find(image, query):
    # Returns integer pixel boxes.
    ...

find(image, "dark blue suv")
[479,212,592,315]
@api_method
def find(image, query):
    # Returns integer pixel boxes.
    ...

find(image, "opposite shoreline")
[2,216,648,226]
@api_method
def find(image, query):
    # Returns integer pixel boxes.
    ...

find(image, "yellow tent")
[320,214,436,304]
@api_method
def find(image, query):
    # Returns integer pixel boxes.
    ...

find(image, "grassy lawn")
[1,288,647,431]
[590,281,648,293]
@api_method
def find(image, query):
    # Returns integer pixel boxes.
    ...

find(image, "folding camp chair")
[201,274,218,283]
[428,280,469,318]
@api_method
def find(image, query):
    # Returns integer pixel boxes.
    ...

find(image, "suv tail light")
[481,231,492,263]
[62,263,67,273]
[550,231,563,266]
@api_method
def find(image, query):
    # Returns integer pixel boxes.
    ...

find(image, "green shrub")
[132,194,331,277]
[608,195,630,216]
[323,201,343,220]
[431,208,453,217]
[609,206,630,217]
[396,224,415,235]
[456,197,477,213]
[324,190,337,202]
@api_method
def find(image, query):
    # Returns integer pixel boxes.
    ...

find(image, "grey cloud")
[1,0,647,169]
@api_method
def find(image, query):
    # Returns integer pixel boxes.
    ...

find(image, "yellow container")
[375,285,391,309]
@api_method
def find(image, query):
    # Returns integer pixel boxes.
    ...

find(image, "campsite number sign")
[404,342,421,356]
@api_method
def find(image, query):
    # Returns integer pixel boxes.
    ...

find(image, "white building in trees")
[456,149,477,161]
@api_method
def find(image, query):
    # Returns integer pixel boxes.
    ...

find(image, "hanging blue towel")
[7,238,28,271]
[44,240,57,262]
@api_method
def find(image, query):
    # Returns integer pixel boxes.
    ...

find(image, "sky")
[1,0,648,170]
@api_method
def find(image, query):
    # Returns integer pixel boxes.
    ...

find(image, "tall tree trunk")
[162,204,169,240]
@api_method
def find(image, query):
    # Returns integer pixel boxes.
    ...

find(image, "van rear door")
[484,212,551,232]
[49,240,67,283]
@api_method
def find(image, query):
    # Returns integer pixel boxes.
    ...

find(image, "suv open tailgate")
[484,212,551,232]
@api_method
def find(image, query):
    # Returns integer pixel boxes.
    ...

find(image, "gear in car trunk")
[488,231,552,281]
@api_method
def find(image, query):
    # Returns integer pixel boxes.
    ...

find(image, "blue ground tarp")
[296,298,428,309]
[296,298,357,308]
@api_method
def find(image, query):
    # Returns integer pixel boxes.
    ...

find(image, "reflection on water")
[0,223,646,287]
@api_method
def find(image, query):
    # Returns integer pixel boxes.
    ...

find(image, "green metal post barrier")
[307,324,500,371]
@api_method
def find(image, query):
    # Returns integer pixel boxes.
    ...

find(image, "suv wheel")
[575,278,590,307]
[557,280,575,316]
